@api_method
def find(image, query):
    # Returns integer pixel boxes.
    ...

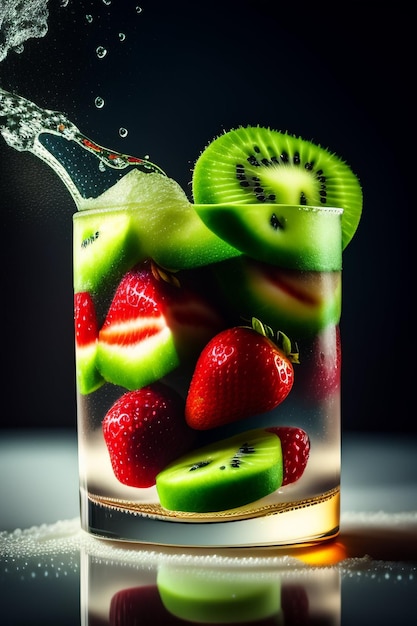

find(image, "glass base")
[80,486,340,548]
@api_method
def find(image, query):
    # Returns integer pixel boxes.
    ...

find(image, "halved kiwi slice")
[192,126,362,250]
[155,428,283,513]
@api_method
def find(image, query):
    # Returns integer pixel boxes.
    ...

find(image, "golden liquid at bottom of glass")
[81,486,340,547]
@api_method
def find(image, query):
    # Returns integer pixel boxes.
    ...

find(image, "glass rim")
[73,202,344,218]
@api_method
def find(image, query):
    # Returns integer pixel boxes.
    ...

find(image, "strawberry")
[97,260,224,390]
[74,292,99,347]
[102,383,196,488]
[185,321,296,430]
[74,292,104,394]
[265,426,310,485]
[296,325,341,403]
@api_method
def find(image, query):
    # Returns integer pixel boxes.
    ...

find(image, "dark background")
[0,1,413,433]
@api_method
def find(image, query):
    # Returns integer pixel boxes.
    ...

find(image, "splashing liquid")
[0,88,165,209]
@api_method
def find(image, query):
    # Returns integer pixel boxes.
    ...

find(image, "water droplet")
[86,15,93,23]
[60,0,69,6]
[119,33,126,42]
[102,0,112,5]
[119,127,128,138]
[136,6,143,14]
[96,46,107,59]
[98,162,106,172]
[94,97,105,109]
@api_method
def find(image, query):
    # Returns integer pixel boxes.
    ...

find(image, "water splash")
[0,88,166,208]
[96,46,107,59]
[0,0,49,62]
[94,96,105,109]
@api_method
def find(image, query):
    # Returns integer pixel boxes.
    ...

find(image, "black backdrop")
[0,1,413,432]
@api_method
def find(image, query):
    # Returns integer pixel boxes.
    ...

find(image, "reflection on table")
[1,515,416,625]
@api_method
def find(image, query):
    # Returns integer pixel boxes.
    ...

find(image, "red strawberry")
[74,292,99,346]
[97,260,224,390]
[74,292,104,395]
[265,426,310,485]
[185,324,295,430]
[297,325,341,403]
[102,383,196,488]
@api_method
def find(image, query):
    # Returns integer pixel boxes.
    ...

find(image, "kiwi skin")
[192,125,362,250]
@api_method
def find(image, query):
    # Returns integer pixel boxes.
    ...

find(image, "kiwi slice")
[73,209,141,293]
[155,428,283,513]
[213,257,342,337]
[195,202,343,271]
[192,126,362,250]
[157,564,281,623]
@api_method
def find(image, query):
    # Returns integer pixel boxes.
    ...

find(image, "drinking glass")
[74,196,343,547]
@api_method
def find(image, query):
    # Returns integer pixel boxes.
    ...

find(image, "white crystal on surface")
[1,512,416,579]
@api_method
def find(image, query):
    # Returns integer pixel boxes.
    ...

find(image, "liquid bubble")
[119,128,128,138]
[96,46,107,59]
[119,33,126,42]
[86,15,93,23]
[95,97,105,109]
[136,6,143,14]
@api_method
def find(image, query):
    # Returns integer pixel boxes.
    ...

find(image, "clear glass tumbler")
[74,193,343,547]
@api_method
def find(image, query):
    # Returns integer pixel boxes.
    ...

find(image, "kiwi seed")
[192,126,362,249]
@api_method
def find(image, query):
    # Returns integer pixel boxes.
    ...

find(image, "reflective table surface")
[1,430,416,625]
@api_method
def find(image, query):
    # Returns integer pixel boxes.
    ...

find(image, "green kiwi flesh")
[73,210,141,293]
[195,202,343,271]
[75,170,240,273]
[213,256,342,338]
[192,126,362,250]
[157,564,281,622]
[75,343,104,395]
[155,428,283,513]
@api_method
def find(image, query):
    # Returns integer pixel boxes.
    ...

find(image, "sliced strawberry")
[102,383,196,488]
[185,325,294,430]
[74,292,104,395]
[97,260,224,390]
[265,426,310,485]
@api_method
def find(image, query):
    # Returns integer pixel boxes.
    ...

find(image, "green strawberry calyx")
[248,317,300,365]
